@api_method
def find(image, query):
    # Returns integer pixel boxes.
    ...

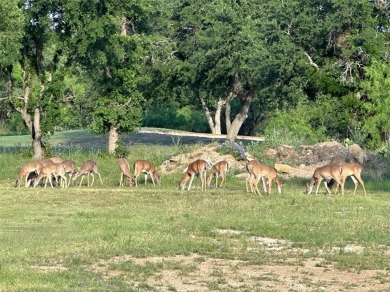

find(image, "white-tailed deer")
[207,160,229,188]
[245,160,266,194]
[62,160,76,187]
[72,160,103,187]
[39,156,64,166]
[119,158,135,187]
[179,159,208,191]
[133,160,161,187]
[246,160,282,195]
[33,163,67,188]
[338,163,367,196]
[15,162,43,187]
[306,164,343,195]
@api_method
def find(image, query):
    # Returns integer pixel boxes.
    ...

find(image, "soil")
[86,235,390,291]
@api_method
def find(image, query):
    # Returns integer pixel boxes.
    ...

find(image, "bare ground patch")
[86,235,390,291]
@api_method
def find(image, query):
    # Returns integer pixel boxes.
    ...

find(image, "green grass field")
[1,130,390,290]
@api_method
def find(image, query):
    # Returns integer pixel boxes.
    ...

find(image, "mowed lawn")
[1,130,390,290]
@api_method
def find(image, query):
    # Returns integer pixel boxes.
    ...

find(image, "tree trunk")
[226,95,253,140]
[199,96,224,135]
[108,125,119,154]
[32,108,44,159]
[16,84,45,158]
[224,91,235,133]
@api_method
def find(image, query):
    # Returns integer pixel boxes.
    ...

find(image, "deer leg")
[314,178,321,194]
[120,173,124,187]
[354,174,367,196]
[187,174,195,191]
[350,176,358,196]
[97,172,103,186]
[150,174,156,186]
[90,173,95,187]
[79,175,84,187]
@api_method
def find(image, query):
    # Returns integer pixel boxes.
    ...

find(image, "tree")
[62,0,162,153]
[1,0,70,158]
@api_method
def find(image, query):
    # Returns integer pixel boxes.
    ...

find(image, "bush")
[142,103,209,133]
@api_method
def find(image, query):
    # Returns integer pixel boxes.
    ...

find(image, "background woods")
[1,0,390,155]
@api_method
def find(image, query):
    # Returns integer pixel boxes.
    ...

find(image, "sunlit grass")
[1,131,390,290]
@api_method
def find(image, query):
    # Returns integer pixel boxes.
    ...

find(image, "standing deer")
[33,163,67,188]
[246,160,282,195]
[179,159,208,191]
[207,160,229,188]
[62,160,76,187]
[118,158,135,187]
[245,160,266,194]
[133,160,160,187]
[72,160,103,187]
[15,162,43,187]
[337,163,367,196]
[306,164,343,195]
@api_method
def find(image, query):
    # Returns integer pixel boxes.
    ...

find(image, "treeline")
[0,0,390,157]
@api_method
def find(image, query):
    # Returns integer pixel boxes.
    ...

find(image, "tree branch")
[304,51,319,69]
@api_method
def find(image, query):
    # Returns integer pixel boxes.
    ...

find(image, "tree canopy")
[1,0,390,153]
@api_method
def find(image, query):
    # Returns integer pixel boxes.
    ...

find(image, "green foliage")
[142,103,208,133]
[260,105,328,147]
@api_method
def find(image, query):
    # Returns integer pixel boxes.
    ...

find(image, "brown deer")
[39,156,63,166]
[62,160,76,186]
[72,160,103,187]
[179,159,208,191]
[306,164,343,195]
[337,163,367,196]
[33,163,67,188]
[118,158,135,187]
[133,160,161,187]
[245,160,266,193]
[207,160,229,188]
[15,162,43,187]
[246,160,282,195]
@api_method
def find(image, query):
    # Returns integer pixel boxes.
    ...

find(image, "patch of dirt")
[87,235,390,291]
[160,144,252,175]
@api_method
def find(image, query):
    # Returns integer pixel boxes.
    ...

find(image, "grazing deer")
[337,163,367,196]
[133,160,161,187]
[207,160,229,188]
[72,160,103,187]
[246,160,282,195]
[15,162,43,188]
[118,158,135,187]
[62,160,76,186]
[179,159,208,191]
[39,156,64,166]
[33,163,67,188]
[306,164,343,195]
[245,160,266,193]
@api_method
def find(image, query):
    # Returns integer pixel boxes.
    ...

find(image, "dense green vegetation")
[1,1,390,157]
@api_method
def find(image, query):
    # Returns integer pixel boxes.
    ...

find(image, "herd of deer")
[14,156,367,196]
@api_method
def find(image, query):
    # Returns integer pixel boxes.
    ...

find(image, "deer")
[15,162,43,188]
[39,156,64,166]
[207,160,229,188]
[179,159,208,191]
[72,160,103,187]
[118,158,136,187]
[62,160,76,187]
[335,163,367,196]
[245,160,267,194]
[33,163,67,188]
[133,160,161,187]
[306,164,343,195]
[246,160,282,195]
